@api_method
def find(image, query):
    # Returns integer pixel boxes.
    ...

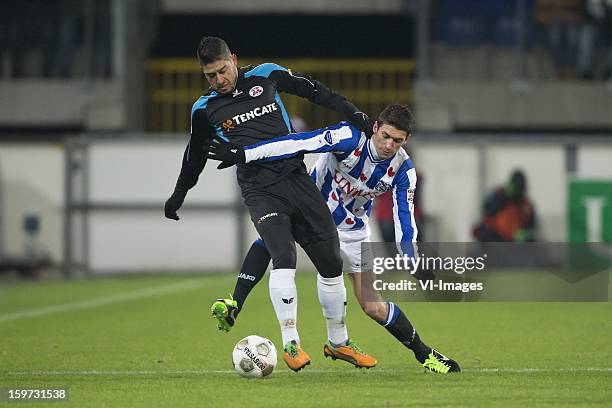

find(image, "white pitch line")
[3,368,611,377]
[0,280,203,323]
[465,368,612,373]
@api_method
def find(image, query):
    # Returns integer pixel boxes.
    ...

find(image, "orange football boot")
[283,340,311,372]
[323,340,377,368]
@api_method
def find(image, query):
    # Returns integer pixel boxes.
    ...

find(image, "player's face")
[201,55,239,94]
[371,121,409,160]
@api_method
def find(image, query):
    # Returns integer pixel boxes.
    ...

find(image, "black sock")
[379,302,431,363]
[232,239,271,318]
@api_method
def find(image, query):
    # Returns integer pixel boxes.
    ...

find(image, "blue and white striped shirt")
[244,122,418,242]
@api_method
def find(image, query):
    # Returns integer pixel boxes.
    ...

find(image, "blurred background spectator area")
[2,0,612,132]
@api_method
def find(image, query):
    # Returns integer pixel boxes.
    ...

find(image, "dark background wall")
[151,14,415,58]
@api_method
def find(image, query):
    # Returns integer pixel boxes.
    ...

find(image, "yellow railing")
[146,58,416,132]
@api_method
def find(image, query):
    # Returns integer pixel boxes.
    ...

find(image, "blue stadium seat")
[433,0,535,47]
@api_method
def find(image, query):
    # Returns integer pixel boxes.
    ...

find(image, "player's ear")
[230,54,238,66]
[372,121,379,134]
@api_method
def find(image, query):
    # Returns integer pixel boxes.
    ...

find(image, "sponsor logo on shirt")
[231,103,278,125]
[323,129,342,145]
[332,169,378,199]
[324,130,333,144]
[222,119,234,131]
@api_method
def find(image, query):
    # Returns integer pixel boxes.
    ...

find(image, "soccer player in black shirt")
[164,36,375,371]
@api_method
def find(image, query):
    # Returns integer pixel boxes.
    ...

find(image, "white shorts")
[338,227,371,274]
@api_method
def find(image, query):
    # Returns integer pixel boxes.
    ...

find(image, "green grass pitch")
[0,273,610,407]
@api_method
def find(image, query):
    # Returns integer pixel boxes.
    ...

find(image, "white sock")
[269,268,299,347]
[317,274,348,345]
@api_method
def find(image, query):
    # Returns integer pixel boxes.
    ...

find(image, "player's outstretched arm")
[206,122,361,165]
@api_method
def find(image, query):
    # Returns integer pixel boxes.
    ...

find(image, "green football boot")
[210,296,238,332]
[422,349,461,373]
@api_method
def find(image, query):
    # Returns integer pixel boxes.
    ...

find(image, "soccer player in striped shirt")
[209,104,460,373]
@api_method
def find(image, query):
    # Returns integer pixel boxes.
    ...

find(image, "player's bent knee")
[307,239,343,278]
[317,257,342,278]
[271,250,296,270]
[361,301,387,322]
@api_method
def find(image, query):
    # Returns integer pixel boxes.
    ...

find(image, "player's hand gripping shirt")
[243,122,418,243]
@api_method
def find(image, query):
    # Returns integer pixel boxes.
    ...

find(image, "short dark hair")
[378,104,414,134]
[196,36,232,65]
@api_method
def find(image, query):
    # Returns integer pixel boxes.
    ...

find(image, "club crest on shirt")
[375,180,392,193]
[249,86,264,97]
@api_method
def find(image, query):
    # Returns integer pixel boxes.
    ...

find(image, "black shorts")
[242,171,338,248]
